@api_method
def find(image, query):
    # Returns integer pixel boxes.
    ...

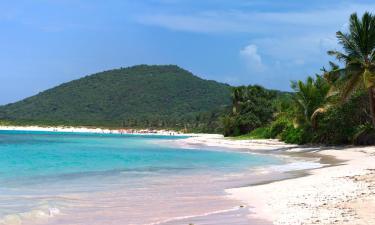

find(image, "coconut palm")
[230,86,247,114]
[309,62,342,127]
[291,75,330,128]
[327,12,375,127]
[231,87,241,114]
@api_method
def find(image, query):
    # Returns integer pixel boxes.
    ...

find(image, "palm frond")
[311,106,329,129]
[291,76,331,125]
[327,50,350,62]
[336,30,364,62]
[329,61,340,70]
[340,69,363,101]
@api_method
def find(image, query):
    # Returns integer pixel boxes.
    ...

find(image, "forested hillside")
[0,65,232,131]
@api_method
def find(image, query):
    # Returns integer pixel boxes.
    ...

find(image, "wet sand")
[2,127,373,225]
[179,135,375,225]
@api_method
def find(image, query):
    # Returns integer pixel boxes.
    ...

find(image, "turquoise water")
[0,130,282,225]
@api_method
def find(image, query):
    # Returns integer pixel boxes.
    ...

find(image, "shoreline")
[2,126,374,224]
[0,128,288,225]
[0,125,189,136]
[179,135,375,225]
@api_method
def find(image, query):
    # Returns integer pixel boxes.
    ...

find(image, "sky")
[0,0,374,105]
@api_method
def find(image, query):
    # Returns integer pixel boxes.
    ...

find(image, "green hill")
[0,65,232,131]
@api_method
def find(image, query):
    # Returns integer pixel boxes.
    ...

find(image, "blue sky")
[0,0,374,104]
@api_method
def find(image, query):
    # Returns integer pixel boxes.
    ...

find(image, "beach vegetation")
[327,12,375,127]
[224,12,375,145]
[221,85,284,136]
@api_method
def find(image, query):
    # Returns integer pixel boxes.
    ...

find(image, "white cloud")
[135,12,250,33]
[134,2,371,77]
[240,44,265,72]
[134,3,375,34]
[131,1,375,90]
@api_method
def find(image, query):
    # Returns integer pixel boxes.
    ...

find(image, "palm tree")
[309,62,342,127]
[291,76,330,128]
[231,86,246,114]
[328,12,375,127]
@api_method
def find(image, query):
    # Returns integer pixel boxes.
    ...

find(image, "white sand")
[0,125,186,136]
[2,128,374,224]
[181,135,375,225]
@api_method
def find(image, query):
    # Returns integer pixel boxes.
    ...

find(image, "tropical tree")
[231,86,246,114]
[309,62,342,126]
[223,85,277,136]
[291,75,330,128]
[327,12,375,127]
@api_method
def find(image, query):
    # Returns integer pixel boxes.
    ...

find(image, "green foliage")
[223,12,375,146]
[248,127,272,139]
[0,65,231,132]
[312,90,371,144]
[235,117,313,145]
[291,75,330,127]
[0,120,11,126]
[267,118,289,138]
[252,88,372,145]
[327,12,375,127]
[251,84,372,145]
[280,126,305,144]
[230,67,372,145]
[232,127,272,140]
[222,85,285,137]
[353,124,375,145]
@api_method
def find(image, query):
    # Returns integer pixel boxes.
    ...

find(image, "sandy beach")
[1,126,374,224]
[0,125,184,136]
[180,135,375,225]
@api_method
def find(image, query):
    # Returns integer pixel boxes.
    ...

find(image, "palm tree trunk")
[369,87,375,127]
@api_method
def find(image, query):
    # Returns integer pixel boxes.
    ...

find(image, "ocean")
[0,130,283,225]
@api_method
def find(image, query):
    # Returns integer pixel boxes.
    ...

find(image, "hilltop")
[0,65,231,131]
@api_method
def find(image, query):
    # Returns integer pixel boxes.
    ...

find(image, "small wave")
[0,207,60,225]
[0,215,22,225]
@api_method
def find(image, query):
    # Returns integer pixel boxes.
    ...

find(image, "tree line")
[222,12,375,145]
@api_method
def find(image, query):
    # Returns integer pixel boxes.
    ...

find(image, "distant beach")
[0,125,185,136]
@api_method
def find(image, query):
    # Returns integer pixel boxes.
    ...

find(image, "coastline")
[180,135,375,225]
[0,127,283,225]
[0,125,187,136]
[2,126,374,224]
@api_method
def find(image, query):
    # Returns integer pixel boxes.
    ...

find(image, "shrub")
[313,91,371,145]
[353,124,375,145]
[222,85,280,137]
[268,118,291,138]
[280,126,312,144]
[247,127,272,139]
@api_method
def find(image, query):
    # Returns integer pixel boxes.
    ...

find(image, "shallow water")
[0,130,283,225]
